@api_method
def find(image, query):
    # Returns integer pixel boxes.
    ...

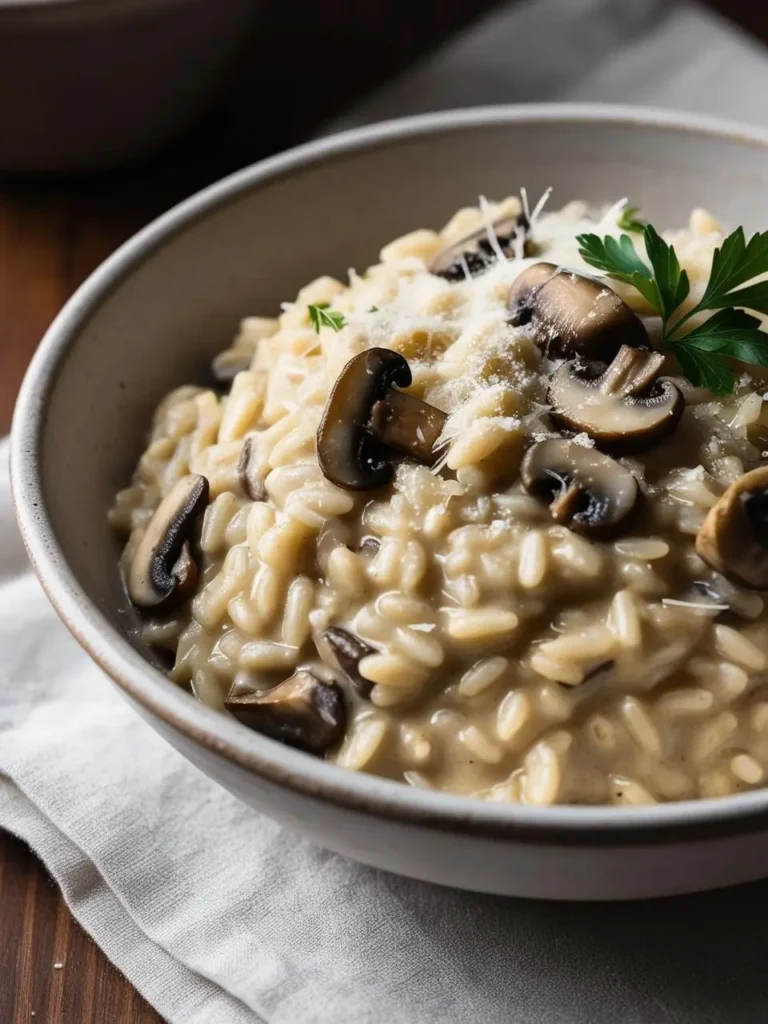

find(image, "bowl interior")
[15,108,768,818]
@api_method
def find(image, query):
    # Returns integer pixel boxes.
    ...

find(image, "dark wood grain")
[0,832,157,1023]
[0,0,765,1019]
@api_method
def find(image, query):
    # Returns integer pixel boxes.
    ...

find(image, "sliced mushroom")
[695,467,768,589]
[128,474,209,610]
[317,348,447,490]
[506,261,558,319]
[324,627,377,698]
[692,576,766,620]
[508,264,649,360]
[430,213,530,281]
[224,670,345,753]
[547,345,684,454]
[237,436,266,501]
[582,659,614,683]
[520,439,640,538]
[358,535,381,555]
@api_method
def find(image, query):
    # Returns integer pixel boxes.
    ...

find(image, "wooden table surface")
[0,1,764,1020]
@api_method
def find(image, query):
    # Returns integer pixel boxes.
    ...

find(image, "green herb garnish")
[577,224,768,395]
[368,305,380,313]
[617,204,646,233]
[308,302,346,333]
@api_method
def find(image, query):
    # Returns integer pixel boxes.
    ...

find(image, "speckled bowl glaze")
[12,105,768,899]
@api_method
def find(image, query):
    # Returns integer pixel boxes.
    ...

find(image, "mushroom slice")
[548,345,684,454]
[358,535,381,555]
[695,467,768,589]
[692,576,765,620]
[224,670,346,753]
[508,264,649,360]
[369,391,447,463]
[430,213,530,281]
[317,348,447,491]
[324,627,377,698]
[128,474,209,610]
[237,436,266,501]
[520,439,640,539]
[506,261,558,322]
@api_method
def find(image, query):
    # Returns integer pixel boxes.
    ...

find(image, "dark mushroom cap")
[430,213,530,281]
[520,439,640,538]
[508,264,649,361]
[548,345,685,454]
[368,389,447,467]
[358,535,381,555]
[317,348,447,490]
[692,576,765,620]
[237,436,266,501]
[695,466,768,589]
[507,261,558,323]
[128,474,209,610]
[325,626,377,698]
[224,670,346,753]
[318,348,410,490]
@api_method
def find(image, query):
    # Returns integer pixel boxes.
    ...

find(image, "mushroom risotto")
[110,195,768,806]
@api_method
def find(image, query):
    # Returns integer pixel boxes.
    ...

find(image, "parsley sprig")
[617,204,646,233]
[308,302,346,333]
[577,223,768,395]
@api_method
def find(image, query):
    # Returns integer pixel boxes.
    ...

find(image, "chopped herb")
[577,224,768,395]
[617,204,646,233]
[643,224,691,322]
[368,305,380,313]
[308,302,346,333]
[696,228,768,315]
[575,232,660,311]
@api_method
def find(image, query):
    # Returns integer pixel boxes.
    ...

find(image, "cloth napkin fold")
[333,0,768,130]
[4,438,768,1024]
[6,2,768,1021]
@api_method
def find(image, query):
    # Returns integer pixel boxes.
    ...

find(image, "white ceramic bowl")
[12,104,768,899]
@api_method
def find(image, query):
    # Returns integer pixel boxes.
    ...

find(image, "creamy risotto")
[110,195,768,807]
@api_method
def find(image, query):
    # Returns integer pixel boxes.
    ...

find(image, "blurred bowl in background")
[0,0,255,172]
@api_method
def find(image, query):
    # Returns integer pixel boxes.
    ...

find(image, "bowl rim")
[13,101,768,845]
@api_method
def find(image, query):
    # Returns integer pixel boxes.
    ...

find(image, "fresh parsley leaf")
[667,309,768,395]
[679,308,768,366]
[697,228,768,312]
[712,280,768,317]
[575,216,768,396]
[578,220,768,395]
[577,232,650,280]
[617,205,646,233]
[576,232,659,310]
[676,307,764,350]
[670,344,734,396]
[643,224,690,321]
[308,302,346,333]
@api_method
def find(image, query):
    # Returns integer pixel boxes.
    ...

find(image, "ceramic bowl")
[12,104,768,900]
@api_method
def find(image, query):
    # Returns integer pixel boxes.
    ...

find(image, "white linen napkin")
[332,0,768,130]
[5,3,768,1021]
